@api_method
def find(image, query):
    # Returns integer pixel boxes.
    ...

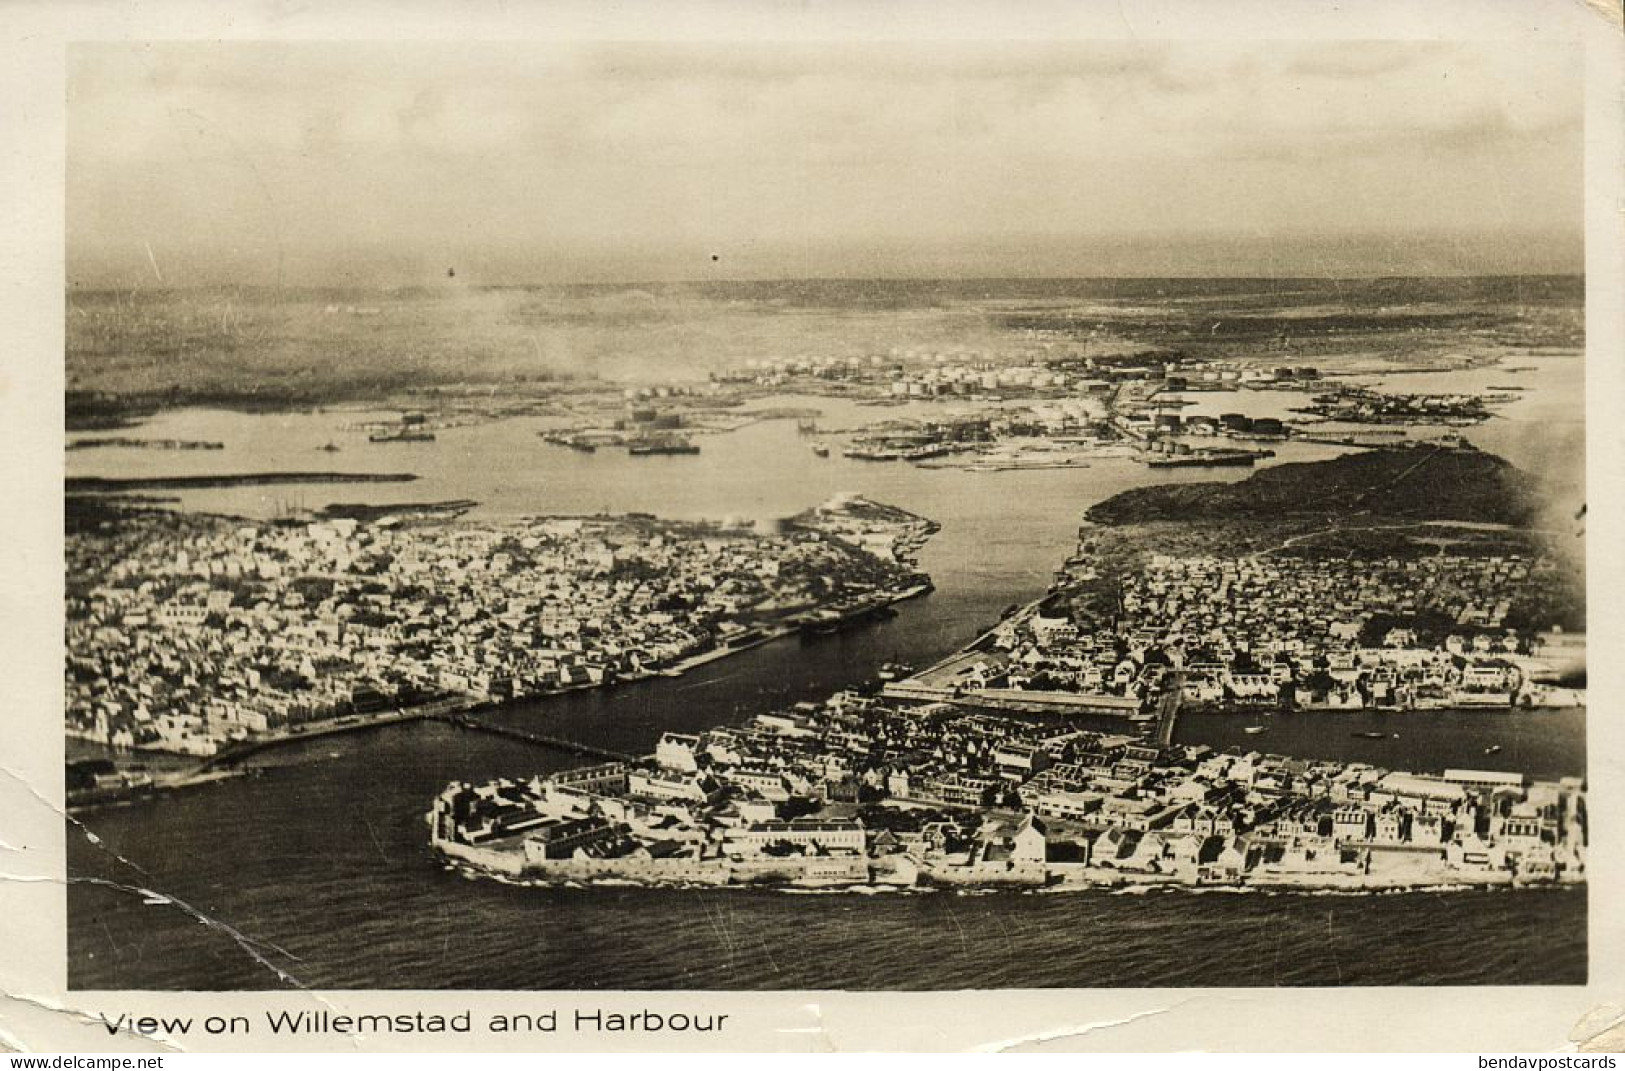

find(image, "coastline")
[67,577,940,814]
[66,471,419,493]
[431,832,1584,898]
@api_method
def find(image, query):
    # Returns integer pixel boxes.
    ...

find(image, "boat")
[798,611,843,637]
[1484,744,1502,755]
[1243,726,1267,735]
[627,435,700,456]
[1146,453,1256,468]
[1145,448,1269,469]
[1351,731,1389,740]
[798,599,896,637]
[540,433,597,453]
[318,442,341,452]
[843,445,902,461]
[369,430,436,443]
[811,442,831,457]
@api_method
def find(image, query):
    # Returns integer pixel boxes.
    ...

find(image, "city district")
[431,475,1587,894]
[430,694,1585,892]
[65,496,933,760]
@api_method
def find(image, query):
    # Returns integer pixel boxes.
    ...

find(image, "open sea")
[65,356,1588,990]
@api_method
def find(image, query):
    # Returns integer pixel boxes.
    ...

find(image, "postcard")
[2,0,1622,1054]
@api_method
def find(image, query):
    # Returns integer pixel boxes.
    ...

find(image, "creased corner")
[1572,1004,1625,1053]
[0,990,184,1055]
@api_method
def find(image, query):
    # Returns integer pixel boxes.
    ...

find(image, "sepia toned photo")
[56,36,1594,996]
[2,1,1619,1052]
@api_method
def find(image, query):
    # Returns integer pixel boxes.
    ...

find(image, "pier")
[436,713,637,763]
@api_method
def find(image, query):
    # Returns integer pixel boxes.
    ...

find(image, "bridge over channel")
[1152,674,1185,749]
[434,713,637,764]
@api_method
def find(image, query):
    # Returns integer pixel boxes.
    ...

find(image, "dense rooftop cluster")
[66,499,931,756]
[971,548,1584,712]
[713,350,1320,403]
[433,692,1585,889]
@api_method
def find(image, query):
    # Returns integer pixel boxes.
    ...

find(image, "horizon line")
[64,269,1588,293]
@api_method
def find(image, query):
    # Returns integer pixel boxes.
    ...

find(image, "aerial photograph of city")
[62,38,1587,992]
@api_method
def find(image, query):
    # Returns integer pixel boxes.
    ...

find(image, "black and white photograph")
[5,0,1624,1054]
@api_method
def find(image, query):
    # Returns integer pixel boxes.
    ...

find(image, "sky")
[66,41,1585,287]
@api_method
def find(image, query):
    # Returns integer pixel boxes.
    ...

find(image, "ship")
[798,599,897,637]
[843,443,902,461]
[1351,731,1390,740]
[627,435,700,456]
[811,442,831,457]
[1243,726,1267,735]
[1145,448,1270,469]
[369,430,436,443]
[798,609,844,636]
[317,442,341,453]
[540,433,597,453]
[1484,744,1503,755]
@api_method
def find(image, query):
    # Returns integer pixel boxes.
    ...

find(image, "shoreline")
[68,578,940,814]
[433,838,1585,898]
[67,471,419,493]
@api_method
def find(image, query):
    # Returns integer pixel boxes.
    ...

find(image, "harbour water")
[66,711,1586,990]
[66,367,1587,990]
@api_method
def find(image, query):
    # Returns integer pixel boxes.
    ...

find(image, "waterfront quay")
[430,689,1586,892]
[65,494,936,764]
